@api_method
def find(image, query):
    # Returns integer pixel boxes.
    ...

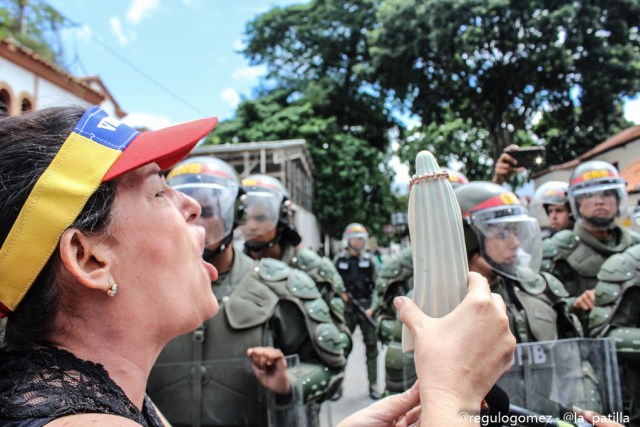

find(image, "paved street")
[319,329,387,427]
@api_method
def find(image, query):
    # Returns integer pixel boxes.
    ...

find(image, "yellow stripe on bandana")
[0,132,121,313]
[0,106,139,316]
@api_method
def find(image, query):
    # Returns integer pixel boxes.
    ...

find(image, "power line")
[39,0,209,116]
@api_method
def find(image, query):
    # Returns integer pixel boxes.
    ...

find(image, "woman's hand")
[399,272,515,418]
[337,381,422,427]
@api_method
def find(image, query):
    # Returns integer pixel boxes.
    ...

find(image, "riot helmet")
[531,181,574,232]
[443,168,469,189]
[343,223,369,254]
[167,156,244,256]
[241,174,300,254]
[568,160,627,230]
[455,181,542,282]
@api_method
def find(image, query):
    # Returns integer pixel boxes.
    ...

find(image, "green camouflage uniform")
[373,246,416,396]
[147,251,345,427]
[542,223,640,322]
[281,245,352,354]
[334,249,379,393]
[589,244,640,426]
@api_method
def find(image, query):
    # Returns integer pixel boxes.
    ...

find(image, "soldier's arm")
[271,300,345,404]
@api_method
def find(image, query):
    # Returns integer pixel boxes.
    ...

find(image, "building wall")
[0,56,91,113]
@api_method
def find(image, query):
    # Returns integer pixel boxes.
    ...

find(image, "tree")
[0,0,70,66]
[205,0,400,239]
[207,88,396,239]
[369,0,640,170]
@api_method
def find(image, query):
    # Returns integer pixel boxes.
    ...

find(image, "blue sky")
[45,0,640,192]
[47,0,304,129]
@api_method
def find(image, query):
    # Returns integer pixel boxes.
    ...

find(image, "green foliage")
[0,0,69,66]
[370,0,640,168]
[207,88,396,239]
[213,0,398,240]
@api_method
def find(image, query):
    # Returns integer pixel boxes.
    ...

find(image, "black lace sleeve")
[0,346,162,427]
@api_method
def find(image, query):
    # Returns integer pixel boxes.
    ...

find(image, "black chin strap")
[244,233,282,258]
[203,232,234,263]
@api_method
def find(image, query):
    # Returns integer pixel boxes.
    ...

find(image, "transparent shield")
[266,354,307,427]
[383,342,417,394]
[496,338,622,420]
[148,355,306,427]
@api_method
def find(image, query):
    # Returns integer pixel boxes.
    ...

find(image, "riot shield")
[148,354,306,427]
[497,338,622,420]
[383,341,417,394]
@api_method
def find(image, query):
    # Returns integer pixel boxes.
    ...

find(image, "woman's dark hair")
[0,106,118,348]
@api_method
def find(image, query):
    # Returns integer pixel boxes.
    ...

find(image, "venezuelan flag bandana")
[0,105,219,317]
[0,106,141,316]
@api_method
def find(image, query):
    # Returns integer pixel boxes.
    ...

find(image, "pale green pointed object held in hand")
[402,151,469,352]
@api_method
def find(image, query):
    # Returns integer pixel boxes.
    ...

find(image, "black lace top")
[0,345,163,427]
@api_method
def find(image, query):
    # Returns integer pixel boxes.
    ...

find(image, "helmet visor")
[173,183,237,247]
[472,207,542,281]
[569,181,627,230]
[240,192,281,241]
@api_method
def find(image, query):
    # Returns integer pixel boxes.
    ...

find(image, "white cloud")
[182,0,203,9]
[232,64,267,81]
[126,0,160,24]
[233,39,246,51]
[625,97,640,125]
[122,111,173,130]
[75,24,93,41]
[221,88,241,108]
[110,17,130,45]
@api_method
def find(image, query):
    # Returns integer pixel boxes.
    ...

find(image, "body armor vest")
[544,224,639,298]
[147,253,345,427]
[590,244,640,353]
[334,251,375,299]
[494,272,581,344]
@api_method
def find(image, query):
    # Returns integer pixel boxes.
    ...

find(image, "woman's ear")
[59,228,112,292]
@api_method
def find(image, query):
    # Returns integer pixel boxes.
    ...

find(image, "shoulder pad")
[225,275,279,329]
[629,230,640,245]
[330,296,345,320]
[593,280,623,306]
[398,247,413,269]
[380,256,402,279]
[318,257,345,292]
[552,229,579,251]
[520,274,547,295]
[287,269,321,300]
[540,271,569,298]
[304,298,333,323]
[589,306,612,337]
[256,258,291,282]
[292,248,322,270]
[542,238,558,259]
[598,253,636,283]
[625,244,640,264]
[314,323,347,367]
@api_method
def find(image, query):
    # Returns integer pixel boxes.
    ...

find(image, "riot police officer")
[456,181,581,342]
[240,174,351,356]
[146,158,346,427]
[334,223,380,399]
[531,181,574,237]
[543,160,640,322]
[457,181,595,414]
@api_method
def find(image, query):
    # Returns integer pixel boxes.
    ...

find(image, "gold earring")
[107,280,118,298]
